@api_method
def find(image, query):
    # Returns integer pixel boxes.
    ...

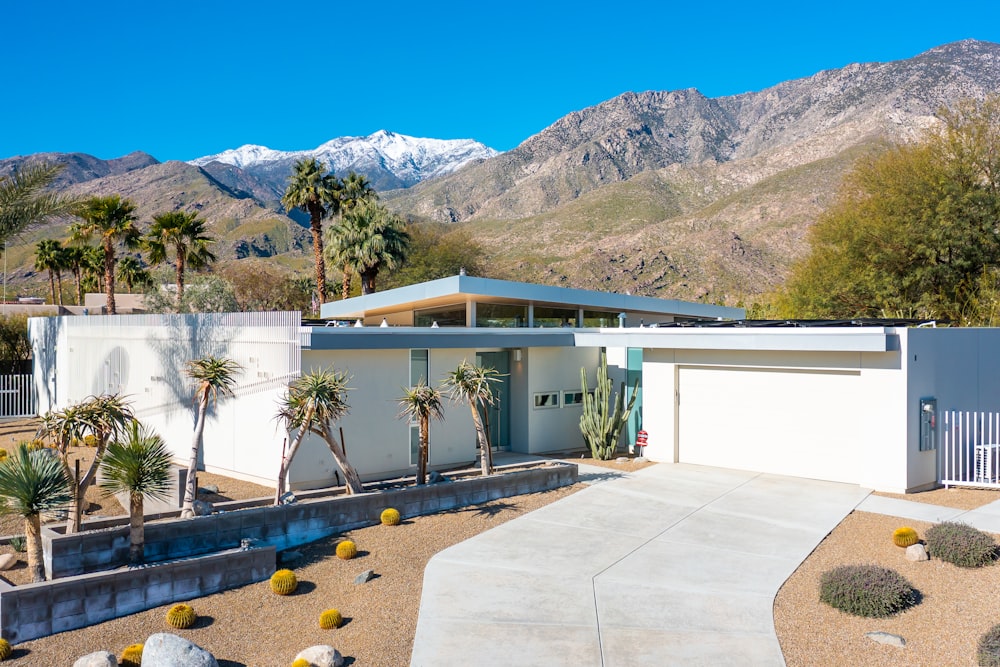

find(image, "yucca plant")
[397,382,444,485]
[442,361,501,476]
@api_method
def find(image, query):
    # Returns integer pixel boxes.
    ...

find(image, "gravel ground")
[775,511,1000,667]
[874,485,1000,510]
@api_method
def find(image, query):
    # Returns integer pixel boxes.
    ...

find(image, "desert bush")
[926,521,997,568]
[8,536,25,553]
[819,564,917,617]
[381,508,401,526]
[336,540,357,560]
[165,603,196,629]
[120,642,143,667]
[270,568,298,595]
[979,624,1000,666]
[319,608,343,629]
[892,526,919,547]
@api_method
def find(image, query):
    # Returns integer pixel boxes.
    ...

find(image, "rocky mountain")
[0,151,159,189]
[189,130,499,193]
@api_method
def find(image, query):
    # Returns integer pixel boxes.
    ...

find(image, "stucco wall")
[519,347,601,454]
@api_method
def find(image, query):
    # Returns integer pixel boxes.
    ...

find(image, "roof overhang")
[574,327,900,353]
[303,327,578,350]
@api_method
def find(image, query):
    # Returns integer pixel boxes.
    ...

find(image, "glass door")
[475,351,510,451]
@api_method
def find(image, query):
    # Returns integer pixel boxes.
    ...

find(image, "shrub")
[926,521,997,568]
[270,568,298,595]
[819,564,917,617]
[165,603,196,629]
[979,624,1000,666]
[336,540,357,560]
[0,638,10,660]
[120,643,143,667]
[892,526,919,548]
[380,508,401,526]
[8,536,25,553]
[319,608,343,629]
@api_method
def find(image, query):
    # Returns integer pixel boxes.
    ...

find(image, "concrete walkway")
[410,463,871,666]
[857,493,1000,533]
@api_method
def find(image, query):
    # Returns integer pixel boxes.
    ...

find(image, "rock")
[279,491,297,505]
[428,471,450,484]
[240,538,260,550]
[354,569,375,584]
[634,457,647,462]
[192,499,214,516]
[865,631,906,647]
[905,543,929,561]
[198,483,220,494]
[616,456,630,462]
[0,553,16,571]
[280,549,304,565]
[294,645,344,667]
[143,633,219,667]
[73,651,117,667]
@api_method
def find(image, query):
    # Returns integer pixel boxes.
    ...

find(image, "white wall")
[520,347,601,454]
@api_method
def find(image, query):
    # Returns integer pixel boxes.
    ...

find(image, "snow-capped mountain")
[189,130,499,192]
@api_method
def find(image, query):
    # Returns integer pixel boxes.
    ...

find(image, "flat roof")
[319,275,744,321]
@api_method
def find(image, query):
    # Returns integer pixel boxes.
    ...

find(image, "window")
[563,390,584,406]
[476,303,528,328]
[410,349,429,386]
[534,391,560,409]
[582,310,621,327]
[533,306,578,328]
[410,424,420,466]
[414,305,466,327]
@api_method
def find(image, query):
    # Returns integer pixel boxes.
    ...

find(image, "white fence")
[0,374,34,419]
[941,410,1000,489]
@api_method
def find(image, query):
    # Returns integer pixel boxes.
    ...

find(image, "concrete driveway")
[410,463,870,666]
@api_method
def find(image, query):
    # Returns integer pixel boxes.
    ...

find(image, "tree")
[34,238,66,306]
[62,244,90,305]
[326,199,410,295]
[382,224,487,290]
[145,211,216,309]
[98,421,172,564]
[0,442,72,582]
[336,171,378,298]
[397,382,444,485]
[0,162,76,244]
[116,255,152,294]
[580,352,639,460]
[442,361,501,476]
[143,272,238,314]
[275,368,363,498]
[80,244,105,294]
[71,195,141,315]
[0,314,32,373]
[282,159,342,304]
[217,261,313,313]
[181,356,241,518]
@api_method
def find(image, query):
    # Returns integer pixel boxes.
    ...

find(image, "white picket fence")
[940,410,1000,489]
[0,374,35,419]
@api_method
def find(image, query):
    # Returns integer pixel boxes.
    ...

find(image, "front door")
[475,351,510,451]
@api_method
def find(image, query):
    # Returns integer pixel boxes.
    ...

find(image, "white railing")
[941,410,1000,489]
[0,374,35,419]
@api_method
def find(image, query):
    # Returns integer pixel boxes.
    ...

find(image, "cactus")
[580,352,639,460]
[336,540,357,560]
[270,568,298,595]
[165,603,196,629]
[0,449,7,462]
[120,643,143,667]
[8,536,25,553]
[892,526,919,548]
[0,638,10,660]
[381,508,401,526]
[291,659,311,667]
[319,608,343,629]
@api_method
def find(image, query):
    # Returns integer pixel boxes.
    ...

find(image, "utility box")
[919,397,937,451]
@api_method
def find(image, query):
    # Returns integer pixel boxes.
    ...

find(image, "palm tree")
[99,421,172,564]
[442,361,501,476]
[282,159,342,304]
[326,199,410,295]
[116,255,152,294]
[71,195,141,315]
[0,162,76,244]
[181,356,241,518]
[0,442,72,581]
[397,382,444,485]
[145,211,216,309]
[34,238,66,305]
[80,244,105,294]
[275,368,363,497]
[62,244,89,305]
[336,171,377,299]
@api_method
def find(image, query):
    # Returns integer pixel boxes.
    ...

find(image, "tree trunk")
[181,390,208,518]
[361,270,377,295]
[128,493,144,564]
[104,237,116,315]
[65,482,83,535]
[175,248,186,310]
[342,264,351,300]
[64,441,106,534]
[26,515,44,583]
[469,403,492,476]
[55,268,64,306]
[47,269,56,305]
[320,428,364,494]
[275,405,314,505]
[310,202,326,303]
[73,265,83,305]
[416,415,429,485]
[480,400,495,474]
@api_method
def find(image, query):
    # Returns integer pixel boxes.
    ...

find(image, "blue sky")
[4,1,1000,161]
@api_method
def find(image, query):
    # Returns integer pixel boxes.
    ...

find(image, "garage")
[677,365,862,484]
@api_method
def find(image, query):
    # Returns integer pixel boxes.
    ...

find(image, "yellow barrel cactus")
[380,508,401,526]
[892,526,919,548]
[336,540,357,560]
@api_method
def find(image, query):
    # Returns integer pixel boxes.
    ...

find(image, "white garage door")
[678,366,861,484]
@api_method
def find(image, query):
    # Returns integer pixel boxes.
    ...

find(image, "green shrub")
[926,521,997,568]
[8,536,25,553]
[819,564,917,618]
[980,624,1000,666]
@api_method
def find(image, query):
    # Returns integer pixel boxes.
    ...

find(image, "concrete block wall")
[0,546,275,643]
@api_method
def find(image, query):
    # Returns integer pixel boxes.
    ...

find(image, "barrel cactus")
[120,643,143,667]
[892,526,919,548]
[165,603,196,629]
[381,508,401,526]
[0,638,10,660]
[319,608,343,629]
[270,568,298,595]
[291,659,310,667]
[336,540,357,560]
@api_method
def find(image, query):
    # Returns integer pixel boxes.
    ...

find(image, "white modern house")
[28,275,1000,496]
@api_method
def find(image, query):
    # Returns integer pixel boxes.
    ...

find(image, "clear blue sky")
[4,0,999,162]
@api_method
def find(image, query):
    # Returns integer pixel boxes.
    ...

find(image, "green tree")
[382,224,486,290]
[0,442,72,582]
[0,314,32,373]
[326,199,410,295]
[282,159,342,304]
[336,171,378,299]
[397,382,444,485]
[145,211,216,310]
[181,356,241,518]
[62,244,90,305]
[0,162,76,244]
[98,421,172,564]
[71,195,141,315]
[33,238,66,305]
[80,244,105,294]
[442,361,501,476]
[115,255,152,294]
[275,368,363,497]
[218,261,313,313]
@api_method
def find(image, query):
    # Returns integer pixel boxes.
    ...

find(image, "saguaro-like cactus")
[580,352,639,460]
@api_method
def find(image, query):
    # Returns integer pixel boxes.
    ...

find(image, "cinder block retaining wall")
[0,546,275,644]
[44,463,577,580]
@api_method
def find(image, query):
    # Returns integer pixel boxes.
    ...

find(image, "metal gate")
[940,410,1000,489]
[0,374,35,419]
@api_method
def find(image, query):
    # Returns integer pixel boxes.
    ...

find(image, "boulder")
[0,553,16,571]
[192,499,214,516]
[142,633,219,667]
[294,645,344,667]
[428,471,450,484]
[73,651,117,667]
[865,631,905,647]
[198,484,220,495]
[905,543,929,562]
[354,569,375,584]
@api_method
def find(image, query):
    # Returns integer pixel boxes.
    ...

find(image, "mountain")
[189,130,499,193]
[0,151,159,189]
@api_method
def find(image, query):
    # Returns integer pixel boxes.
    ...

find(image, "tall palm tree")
[80,244,105,294]
[282,159,342,304]
[71,195,141,315]
[275,368,363,496]
[397,382,444,485]
[34,238,65,305]
[0,442,72,582]
[181,356,241,518]
[99,421,172,564]
[326,199,410,295]
[62,244,89,305]
[145,211,216,309]
[0,162,76,244]
[336,171,377,299]
[116,255,152,294]
[442,361,501,476]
